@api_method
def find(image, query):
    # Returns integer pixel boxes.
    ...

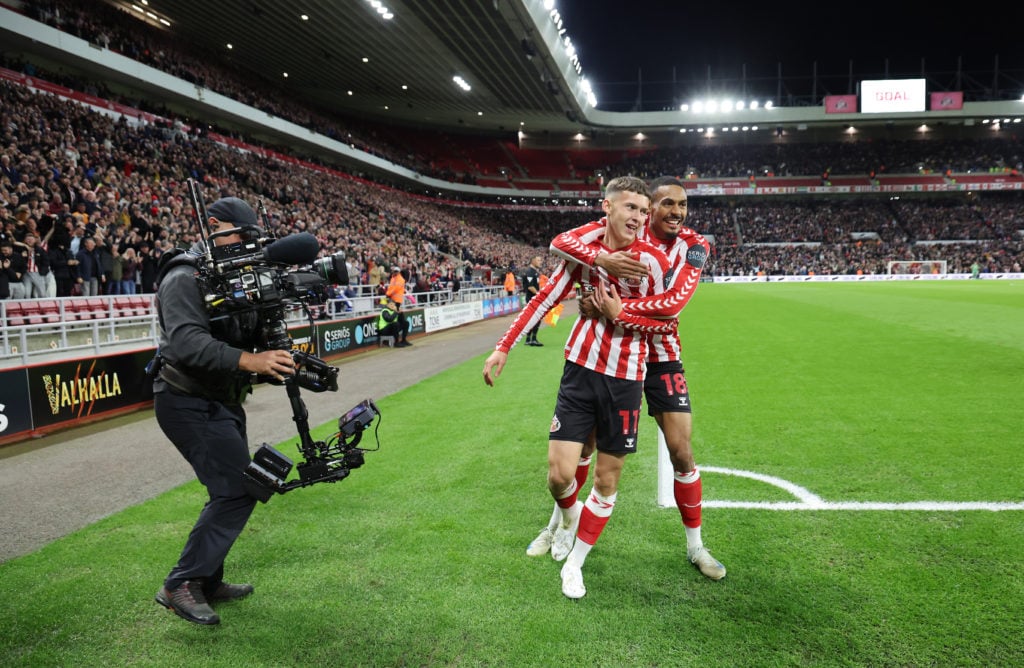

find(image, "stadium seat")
[65,298,91,321]
[19,301,44,325]
[112,296,134,318]
[86,298,109,319]
[37,300,61,323]
[5,302,26,327]
[129,296,152,316]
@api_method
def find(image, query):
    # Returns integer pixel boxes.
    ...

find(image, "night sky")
[553,1,1023,111]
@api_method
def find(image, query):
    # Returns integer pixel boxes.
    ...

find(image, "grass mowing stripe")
[1,281,1021,667]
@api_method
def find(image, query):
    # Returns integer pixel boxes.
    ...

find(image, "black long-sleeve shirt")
[154,259,255,401]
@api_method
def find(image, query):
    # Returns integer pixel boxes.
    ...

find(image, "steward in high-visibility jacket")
[503,270,516,296]
[377,297,411,347]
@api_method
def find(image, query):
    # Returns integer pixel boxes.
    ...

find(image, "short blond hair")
[604,175,650,201]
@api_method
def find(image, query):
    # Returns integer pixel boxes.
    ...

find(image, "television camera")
[182,178,380,501]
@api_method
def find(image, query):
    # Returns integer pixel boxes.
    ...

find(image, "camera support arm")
[284,376,318,460]
[242,358,380,502]
[186,178,214,269]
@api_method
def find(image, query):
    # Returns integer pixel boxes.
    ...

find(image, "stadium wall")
[0,297,521,446]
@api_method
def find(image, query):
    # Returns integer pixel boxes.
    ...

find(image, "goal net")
[886,260,947,275]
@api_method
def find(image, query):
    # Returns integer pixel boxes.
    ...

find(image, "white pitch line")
[699,466,1024,512]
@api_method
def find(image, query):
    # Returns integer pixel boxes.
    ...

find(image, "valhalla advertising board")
[26,350,155,432]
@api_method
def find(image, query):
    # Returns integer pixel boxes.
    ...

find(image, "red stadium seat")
[86,298,109,319]
[129,296,152,315]
[19,301,44,325]
[37,300,61,323]
[65,298,91,321]
[112,296,134,318]
[5,302,26,327]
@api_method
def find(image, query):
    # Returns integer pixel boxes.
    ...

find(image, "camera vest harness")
[154,247,262,404]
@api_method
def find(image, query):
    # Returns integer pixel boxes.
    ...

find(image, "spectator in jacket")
[75,236,102,296]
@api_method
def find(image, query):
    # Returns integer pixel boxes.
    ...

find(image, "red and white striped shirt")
[495,219,676,381]
[550,220,710,363]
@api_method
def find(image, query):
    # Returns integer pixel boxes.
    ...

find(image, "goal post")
[657,428,675,507]
[886,260,947,275]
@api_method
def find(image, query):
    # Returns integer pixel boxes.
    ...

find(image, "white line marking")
[699,466,1024,511]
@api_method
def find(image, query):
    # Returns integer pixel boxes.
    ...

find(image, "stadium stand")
[1,73,1021,286]
[0,0,1022,305]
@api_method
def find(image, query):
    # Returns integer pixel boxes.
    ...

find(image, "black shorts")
[644,360,693,416]
[549,361,644,455]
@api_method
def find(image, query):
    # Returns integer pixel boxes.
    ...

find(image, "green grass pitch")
[2,280,1022,667]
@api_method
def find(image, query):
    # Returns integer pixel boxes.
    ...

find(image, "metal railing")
[3,286,509,365]
[1,296,158,366]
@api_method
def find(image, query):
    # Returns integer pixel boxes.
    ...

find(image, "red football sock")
[574,455,592,491]
[554,479,579,509]
[674,468,702,529]
[577,489,616,545]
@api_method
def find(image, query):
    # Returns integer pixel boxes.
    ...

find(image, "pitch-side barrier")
[0,290,518,446]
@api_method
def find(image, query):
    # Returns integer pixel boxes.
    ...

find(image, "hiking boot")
[688,547,727,581]
[207,582,254,602]
[155,581,220,625]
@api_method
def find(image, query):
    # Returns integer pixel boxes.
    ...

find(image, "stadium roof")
[114,0,1024,138]
[2,0,1021,155]
[115,0,588,135]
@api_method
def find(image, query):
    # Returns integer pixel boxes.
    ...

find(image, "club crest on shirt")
[686,245,707,268]
[550,414,561,433]
[663,267,675,289]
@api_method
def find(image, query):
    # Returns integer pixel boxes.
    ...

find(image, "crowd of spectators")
[13,0,457,180]
[0,79,575,302]
[8,0,1024,188]
[609,136,1024,181]
[1,77,1022,301]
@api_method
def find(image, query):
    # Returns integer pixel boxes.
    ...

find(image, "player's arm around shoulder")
[549,219,608,267]
[616,237,705,319]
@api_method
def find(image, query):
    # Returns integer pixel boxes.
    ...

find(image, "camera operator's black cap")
[207,197,258,227]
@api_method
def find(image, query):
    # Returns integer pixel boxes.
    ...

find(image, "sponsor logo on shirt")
[686,245,707,269]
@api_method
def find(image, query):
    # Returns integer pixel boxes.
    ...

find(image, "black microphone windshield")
[262,232,320,266]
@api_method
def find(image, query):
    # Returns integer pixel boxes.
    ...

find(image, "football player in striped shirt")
[540,175,726,582]
[483,176,677,599]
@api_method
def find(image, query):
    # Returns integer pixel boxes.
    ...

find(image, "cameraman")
[377,295,411,347]
[153,196,296,626]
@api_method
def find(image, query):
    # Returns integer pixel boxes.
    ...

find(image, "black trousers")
[155,390,257,590]
[380,312,410,341]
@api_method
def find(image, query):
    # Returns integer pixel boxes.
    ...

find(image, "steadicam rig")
[242,399,381,502]
[182,179,380,501]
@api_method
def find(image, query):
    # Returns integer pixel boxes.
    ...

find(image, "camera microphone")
[262,232,320,266]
